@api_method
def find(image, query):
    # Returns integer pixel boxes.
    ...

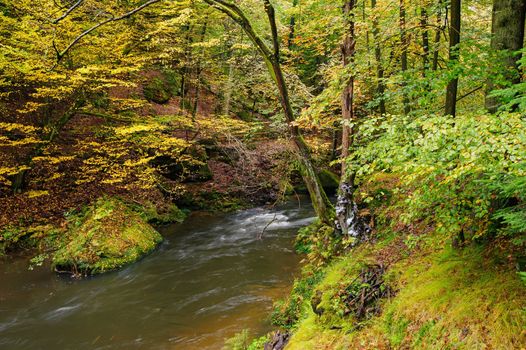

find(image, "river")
[0,199,314,349]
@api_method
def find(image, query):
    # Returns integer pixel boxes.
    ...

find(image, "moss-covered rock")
[132,201,187,224]
[317,169,339,195]
[52,198,163,275]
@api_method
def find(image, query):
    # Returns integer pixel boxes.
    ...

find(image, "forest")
[1,0,526,349]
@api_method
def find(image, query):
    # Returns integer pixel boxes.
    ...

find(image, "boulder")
[52,198,162,275]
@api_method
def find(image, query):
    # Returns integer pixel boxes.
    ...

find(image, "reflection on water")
[0,198,314,349]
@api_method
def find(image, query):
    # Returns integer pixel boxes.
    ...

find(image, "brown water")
[0,199,314,350]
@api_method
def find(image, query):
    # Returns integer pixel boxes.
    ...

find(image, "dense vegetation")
[1,0,526,348]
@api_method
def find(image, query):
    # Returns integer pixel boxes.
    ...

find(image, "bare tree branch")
[52,0,84,24]
[202,0,274,60]
[53,0,162,66]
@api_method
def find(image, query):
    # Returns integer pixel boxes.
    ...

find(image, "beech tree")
[444,0,461,116]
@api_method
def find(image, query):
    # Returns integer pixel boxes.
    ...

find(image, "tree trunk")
[288,0,298,49]
[203,0,333,224]
[444,0,461,117]
[432,0,444,71]
[485,0,526,113]
[192,18,209,121]
[335,0,370,240]
[400,0,411,115]
[371,0,386,115]
[421,7,430,76]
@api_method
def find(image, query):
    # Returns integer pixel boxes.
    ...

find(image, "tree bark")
[335,0,369,240]
[288,0,299,49]
[399,0,411,115]
[485,0,526,113]
[432,0,444,71]
[444,0,461,117]
[421,7,430,76]
[371,0,386,115]
[192,17,209,121]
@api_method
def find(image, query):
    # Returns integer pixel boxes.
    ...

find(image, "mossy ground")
[277,226,526,350]
[51,197,164,275]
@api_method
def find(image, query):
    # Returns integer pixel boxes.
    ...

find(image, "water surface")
[0,199,314,349]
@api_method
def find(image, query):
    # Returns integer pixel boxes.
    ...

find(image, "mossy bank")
[1,197,186,276]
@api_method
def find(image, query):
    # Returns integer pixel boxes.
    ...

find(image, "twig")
[52,0,162,67]
[257,212,278,240]
[52,0,84,24]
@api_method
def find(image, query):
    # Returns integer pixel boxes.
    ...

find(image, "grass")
[285,234,526,349]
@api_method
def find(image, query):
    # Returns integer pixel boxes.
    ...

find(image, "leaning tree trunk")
[444,0,461,117]
[204,0,334,225]
[485,0,526,113]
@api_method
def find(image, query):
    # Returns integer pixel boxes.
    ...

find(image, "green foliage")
[143,77,172,104]
[488,48,526,112]
[349,112,526,242]
[222,330,268,350]
[486,164,526,245]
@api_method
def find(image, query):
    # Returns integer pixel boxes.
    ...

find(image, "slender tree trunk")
[223,61,234,116]
[335,0,369,239]
[341,0,355,176]
[421,7,430,76]
[192,18,209,120]
[180,23,194,112]
[400,0,411,115]
[432,0,443,71]
[485,0,526,112]
[444,0,461,117]
[288,0,298,49]
[371,0,386,115]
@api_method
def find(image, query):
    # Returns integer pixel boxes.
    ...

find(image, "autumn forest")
[1,0,526,349]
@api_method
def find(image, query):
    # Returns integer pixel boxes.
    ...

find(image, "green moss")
[131,201,187,224]
[222,330,269,350]
[317,169,339,195]
[0,224,62,256]
[286,239,526,349]
[0,226,27,255]
[52,197,163,275]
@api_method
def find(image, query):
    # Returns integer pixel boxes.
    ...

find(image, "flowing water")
[0,199,314,349]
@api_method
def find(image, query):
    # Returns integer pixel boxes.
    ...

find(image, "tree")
[371,0,386,115]
[444,0,461,117]
[485,0,526,112]
[201,0,335,224]
[399,0,411,115]
[336,0,358,235]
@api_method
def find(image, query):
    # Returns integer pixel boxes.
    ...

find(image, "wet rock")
[264,331,290,350]
[318,169,339,195]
